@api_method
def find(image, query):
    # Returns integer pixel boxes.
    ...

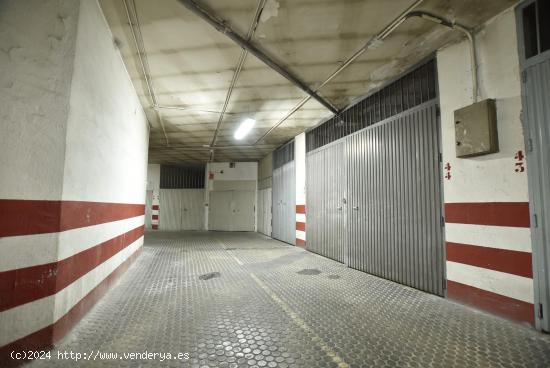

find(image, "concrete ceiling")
[99,0,516,164]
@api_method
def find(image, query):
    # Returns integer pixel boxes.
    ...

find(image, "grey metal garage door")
[306,141,347,263]
[272,161,295,244]
[346,101,444,296]
[305,60,444,296]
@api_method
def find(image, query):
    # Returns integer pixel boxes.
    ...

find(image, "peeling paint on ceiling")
[260,0,279,23]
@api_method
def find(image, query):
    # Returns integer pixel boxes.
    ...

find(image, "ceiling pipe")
[155,105,237,115]
[405,11,478,103]
[150,144,276,151]
[209,0,268,162]
[123,0,169,145]
[176,0,338,114]
[254,0,424,144]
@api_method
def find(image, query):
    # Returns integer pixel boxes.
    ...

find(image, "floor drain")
[297,268,321,275]
[199,272,221,280]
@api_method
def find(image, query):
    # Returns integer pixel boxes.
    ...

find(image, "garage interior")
[2,0,550,366]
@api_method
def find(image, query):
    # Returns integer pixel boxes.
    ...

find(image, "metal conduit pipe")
[177,0,338,114]
[406,11,478,103]
[209,0,268,162]
[150,145,276,151]
[155,105,237,115]
[123,0,169,145]
[253,0,425,144]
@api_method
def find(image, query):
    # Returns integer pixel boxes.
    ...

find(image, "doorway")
[517,0,550,331]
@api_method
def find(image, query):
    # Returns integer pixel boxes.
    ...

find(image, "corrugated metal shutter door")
[257,188,272,236]
[305,101,444,295]
[159,189,205,231]
[180,189,205,230]
[306,141,347,263]
[272,161,296,244]
[523,57,550,330]
[346,101,444,296]
[159,189,182,231]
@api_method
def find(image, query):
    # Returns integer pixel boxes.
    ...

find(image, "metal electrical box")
[454,99,499,158]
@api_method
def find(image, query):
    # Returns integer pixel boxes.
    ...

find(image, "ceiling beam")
[176,0,339,115]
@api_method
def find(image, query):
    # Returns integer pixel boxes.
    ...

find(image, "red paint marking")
[515,150,524,161]
[0,226,144,312]
[296,205,306,214]
[444,162,452,180]
[152,205,159,210]
[447,280,534,325]
[445,202,530,228]
[152,224,158,230]
[295,238,306,248]
[209,172,214,180]
[152,214,159,220]
[0,247,142,364]
[0,200,145,237]
[296,222,306,231]
[446,242,533,278]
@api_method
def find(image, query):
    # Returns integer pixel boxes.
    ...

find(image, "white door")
[159,189,205,231]
[257,188,272,236]
[232,190,255,231]
[181,189,205,230]
[209,191,233,231]
[159,189,182,231]
[209,190,255,231]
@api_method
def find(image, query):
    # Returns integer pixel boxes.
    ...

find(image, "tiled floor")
[28,232,550,367]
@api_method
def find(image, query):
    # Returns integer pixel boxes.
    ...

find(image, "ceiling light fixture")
[234,118,256,140]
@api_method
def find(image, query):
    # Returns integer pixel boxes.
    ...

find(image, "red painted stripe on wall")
[444,202,530,228]
[446,242,533,278]
[0,225,144,312]
[152,214,159,220]
[0,200,145,237]
[296,205,306,214]
[0,246,142,365]
[152,224,158,230]
[296,222,306,231]
[447,280,535,325]
[152,205,159,210]
[296,238,306,248]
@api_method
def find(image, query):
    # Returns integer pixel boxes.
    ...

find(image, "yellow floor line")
[249,273,350,368]
[217,237,348,367]
[216,238,243,265]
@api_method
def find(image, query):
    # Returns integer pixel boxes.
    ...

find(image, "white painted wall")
[147,164,161,191]
[437,6,534,321]
[438,8,529,204]
[55,0,148,318]
[0,0,78,200]
[0,0,79,347]
[207,162,258,182]
[62,0,148,204]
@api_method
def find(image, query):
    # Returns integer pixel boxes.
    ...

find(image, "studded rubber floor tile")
[26,231,550,367]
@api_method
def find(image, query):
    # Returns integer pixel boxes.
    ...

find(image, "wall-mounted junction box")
[454,99,499,158]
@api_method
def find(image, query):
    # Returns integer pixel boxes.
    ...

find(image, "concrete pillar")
[0,0,148,358]
[295,133,306,247]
